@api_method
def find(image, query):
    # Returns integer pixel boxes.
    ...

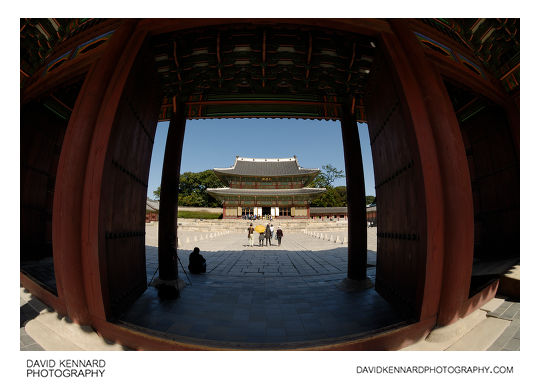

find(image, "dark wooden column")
[158,106,186,281]
[341,97,368,281]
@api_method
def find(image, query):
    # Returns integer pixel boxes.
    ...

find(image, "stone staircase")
[149,218,349,233]
[401,297,513,351]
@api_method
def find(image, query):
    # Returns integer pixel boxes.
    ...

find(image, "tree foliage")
[310,187,345,207]
[309,164,347,207]
[153,186,161,200]
[335,186,348,205]
[307,164,376,207]
[178,170,225,207]
[152,169,225,207]
[308,164,345,188]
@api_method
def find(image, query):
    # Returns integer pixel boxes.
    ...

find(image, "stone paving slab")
[115,231,405,348]
[487,319,520,351]
[487,300,512,318]
[20,300,44,351]
[486,299,520,351]
[146,232,358,281]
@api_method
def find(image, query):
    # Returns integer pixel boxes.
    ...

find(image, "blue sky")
[146,118,375,199]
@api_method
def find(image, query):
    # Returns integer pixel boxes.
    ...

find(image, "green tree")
[335,185,348,206]
[178,170,225,207]
[311,187,343,207]
[153,186,161,200]
[308,164,345,188]
[152,170,225,206]
[309,164,346,207]
[178,192,205,206]
[366,195,376,205]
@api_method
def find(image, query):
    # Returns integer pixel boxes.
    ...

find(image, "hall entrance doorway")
[262,206,271,217]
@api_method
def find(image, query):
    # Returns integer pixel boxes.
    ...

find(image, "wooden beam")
[49,93,74,112]
[216,32,222,87]
[139,18,390,37]
[185,99,341,106]
[262,30,266,87]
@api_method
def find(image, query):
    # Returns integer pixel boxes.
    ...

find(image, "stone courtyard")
[115,223,405,348]
[144,221,378,279]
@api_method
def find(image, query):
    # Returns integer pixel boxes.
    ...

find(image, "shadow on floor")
[21,257,57,295]
[116,246,409,349]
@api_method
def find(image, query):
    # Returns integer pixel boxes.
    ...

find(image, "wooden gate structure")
[20,18,519,350]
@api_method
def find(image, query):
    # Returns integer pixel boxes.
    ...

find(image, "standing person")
[259,231,265,246]
[270,224,274,240]
[276,227,283,246]
[247,223,254,247]
[188,247,206,274]
[265,224,272,246]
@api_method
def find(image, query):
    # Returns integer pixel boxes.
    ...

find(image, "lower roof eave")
[206,187,326,198]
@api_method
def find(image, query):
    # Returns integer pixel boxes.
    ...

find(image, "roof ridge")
[236,156,297,162]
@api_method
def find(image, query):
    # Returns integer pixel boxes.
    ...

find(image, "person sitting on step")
[188,247,206,274]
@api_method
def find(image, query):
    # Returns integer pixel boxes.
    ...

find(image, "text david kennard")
[27,359,106,378]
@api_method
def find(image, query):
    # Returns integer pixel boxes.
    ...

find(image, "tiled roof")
[146,199,159,211]
[310,207,348,214]
[214,157,319,177]
[310,206,376,214]
[206,187,325,197]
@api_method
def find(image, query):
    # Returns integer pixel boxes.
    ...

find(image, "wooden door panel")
[98,41,162,316]
[365,51,428,318]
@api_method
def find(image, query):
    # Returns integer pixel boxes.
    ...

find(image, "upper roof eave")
[213,168,320,177]
[206,187,326,196]
[213,156,320,178]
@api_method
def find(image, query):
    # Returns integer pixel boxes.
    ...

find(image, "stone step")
[445,317,510,350]
[401,296,511,351]
[24,311,124,351]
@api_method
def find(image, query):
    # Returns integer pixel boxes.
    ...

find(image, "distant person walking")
[265,224,272,246]
[247,223,255,247]
[276,227,283,246]
[188,247,206,274]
